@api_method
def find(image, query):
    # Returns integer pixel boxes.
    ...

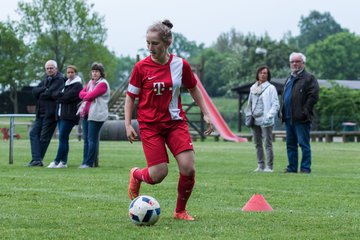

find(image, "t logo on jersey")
[153,82,165,95]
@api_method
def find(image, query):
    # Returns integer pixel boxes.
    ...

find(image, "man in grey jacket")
[280,52,319,173]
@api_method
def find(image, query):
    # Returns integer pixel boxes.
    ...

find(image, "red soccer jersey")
[127,54,197,123]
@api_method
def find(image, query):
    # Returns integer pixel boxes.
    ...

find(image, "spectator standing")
[280,52,319,173]
[47,65,83,168]
[78,63,110,168]
[28,60,65,167]
[245,66,279,172]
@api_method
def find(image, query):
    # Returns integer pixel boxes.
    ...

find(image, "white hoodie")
[245,81,279,127]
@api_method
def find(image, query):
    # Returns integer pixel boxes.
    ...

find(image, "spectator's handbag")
[245,114,255,128]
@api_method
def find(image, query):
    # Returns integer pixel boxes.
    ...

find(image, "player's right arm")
[124,94,138,143]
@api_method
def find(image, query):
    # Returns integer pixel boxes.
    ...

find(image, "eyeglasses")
[290,60,303,64]
[46,67,54,70]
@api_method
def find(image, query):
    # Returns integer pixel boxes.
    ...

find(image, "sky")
[1,0,359,57]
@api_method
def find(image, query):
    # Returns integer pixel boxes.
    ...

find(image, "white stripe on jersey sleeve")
[127,83,140,95]
[169,56,183,120]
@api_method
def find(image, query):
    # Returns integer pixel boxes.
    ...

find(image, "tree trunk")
[9,88,18,114]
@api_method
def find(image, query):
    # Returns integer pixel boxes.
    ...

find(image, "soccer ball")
[129,195,161,226]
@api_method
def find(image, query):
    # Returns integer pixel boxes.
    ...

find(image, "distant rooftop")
[232,79,360,95]
[317,80,360,90]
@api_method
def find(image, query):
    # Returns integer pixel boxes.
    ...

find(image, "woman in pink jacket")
[78,63,110,168]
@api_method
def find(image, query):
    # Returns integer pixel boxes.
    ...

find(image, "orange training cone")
[242,194,273,212]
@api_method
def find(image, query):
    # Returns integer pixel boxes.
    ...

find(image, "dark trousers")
[54,119,76,164]
[29,116,57,162]
[285,120,312,172]
[82,118,104,167]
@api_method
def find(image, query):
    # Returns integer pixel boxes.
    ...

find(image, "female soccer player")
[125,19,213,221]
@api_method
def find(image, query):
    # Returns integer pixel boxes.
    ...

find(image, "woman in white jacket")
[245,66,279,172]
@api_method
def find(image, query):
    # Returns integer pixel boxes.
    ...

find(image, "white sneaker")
[264,166,274,173]
[78,164,90,169]
[47,162,58,168]
[56,162,67,168]
[254,167,264,172]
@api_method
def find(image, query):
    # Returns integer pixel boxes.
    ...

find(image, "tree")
[137,32,205,60]
[16,0,119,87]
[116,55,136,85]
[195,30,297,97]
[0,21,29,113]
[195,48,234,96]
[306,32,360,79]
[169,32,205,59]
[296,10,346,50]
[316,83,360,130]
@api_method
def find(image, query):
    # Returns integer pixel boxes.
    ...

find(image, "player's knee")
[151,171,167,184]
[149,165,168,184]
[181,167,195,177]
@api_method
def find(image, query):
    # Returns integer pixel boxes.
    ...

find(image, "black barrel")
[100,120,139,141]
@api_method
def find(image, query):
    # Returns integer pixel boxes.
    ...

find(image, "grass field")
[0,139,359,239]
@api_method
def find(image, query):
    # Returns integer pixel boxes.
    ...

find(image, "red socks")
[133,167,155,185]
[175,173,195,212]
[133,168,195,212]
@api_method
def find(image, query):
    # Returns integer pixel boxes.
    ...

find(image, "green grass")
[1,140,359,239]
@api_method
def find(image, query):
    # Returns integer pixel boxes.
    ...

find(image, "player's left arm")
[188,86,213,135]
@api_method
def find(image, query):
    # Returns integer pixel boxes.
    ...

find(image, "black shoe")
[300,169,311,174]
[284,168,297,173]
[27,160,43,167]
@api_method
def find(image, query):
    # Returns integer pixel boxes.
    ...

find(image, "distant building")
[0,86,36,114]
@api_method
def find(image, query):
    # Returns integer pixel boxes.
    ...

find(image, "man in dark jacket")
[281,52,319,173]
[28,60,65,167]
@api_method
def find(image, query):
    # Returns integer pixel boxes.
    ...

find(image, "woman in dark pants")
[48,65,83,168]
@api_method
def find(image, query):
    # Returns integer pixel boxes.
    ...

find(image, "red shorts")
[139,121,194,167]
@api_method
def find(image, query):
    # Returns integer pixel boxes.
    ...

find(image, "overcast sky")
[1,0,359,57]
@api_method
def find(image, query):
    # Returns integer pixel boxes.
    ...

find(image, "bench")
[272,130,338,143]
[310,131,337,143]
[338,131,360,142]
[272,130,286,142]
[237,133,253,142]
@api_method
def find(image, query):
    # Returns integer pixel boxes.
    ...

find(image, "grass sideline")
[0,140,359,239]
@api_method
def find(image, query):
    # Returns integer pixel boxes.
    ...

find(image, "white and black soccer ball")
[129,195,161,226]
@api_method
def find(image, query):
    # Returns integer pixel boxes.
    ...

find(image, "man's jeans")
[285,120,312,172]
[54,119,76,164]
[29,116,57,162]
[82,119,104,167]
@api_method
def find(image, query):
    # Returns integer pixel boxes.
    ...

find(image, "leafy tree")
[115,55,136,86]
[16,0,119,87]
[169,32,205,59]
[0,21,29,113]
[194,48,233,96]
[306,32,360,79]
[316,83,360,130]
[138,32,205,61]
[296,10,346,50]
[196,29,298,96]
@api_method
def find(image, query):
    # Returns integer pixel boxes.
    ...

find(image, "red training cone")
[242,194,273,212]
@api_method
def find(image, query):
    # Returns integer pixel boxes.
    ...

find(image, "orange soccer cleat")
[173,210,195,221]
[128,167,141,200]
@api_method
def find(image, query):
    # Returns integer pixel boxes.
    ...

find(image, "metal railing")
[0,114,35,164]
